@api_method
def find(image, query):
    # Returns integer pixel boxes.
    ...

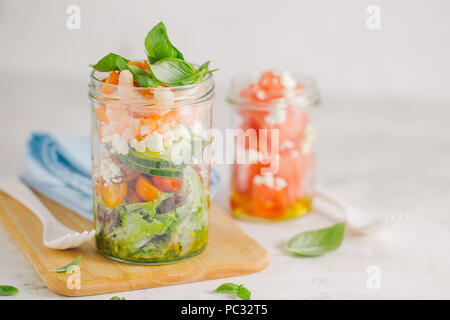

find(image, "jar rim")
[226,72,320,109]
[88,67,215,108]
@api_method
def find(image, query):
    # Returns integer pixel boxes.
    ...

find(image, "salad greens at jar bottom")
[90,21,215,264]
[95,166,209,264]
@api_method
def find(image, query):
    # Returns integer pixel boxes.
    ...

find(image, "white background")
[0,0,449,299]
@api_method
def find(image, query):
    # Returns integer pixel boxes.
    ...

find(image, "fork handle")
[314,185,355,221]
[0,177,62,230]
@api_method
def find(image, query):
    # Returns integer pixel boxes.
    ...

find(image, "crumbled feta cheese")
[172,124,191,141]
[100,124,113,144]
[274,177,287,190]
[280,140,295,151]
[100,156,122,185]
[253,174,274,188]
[280,71,297,89]
[264,108,287,126]
[110,133,129,155]
[144,132,165,152]
[256,90,266,100]
[131,138,147,153]
[169,139,192,165]
[253,174,287,191]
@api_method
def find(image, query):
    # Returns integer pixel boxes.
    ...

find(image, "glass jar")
[89,68,214,265]
[227,71,319,221]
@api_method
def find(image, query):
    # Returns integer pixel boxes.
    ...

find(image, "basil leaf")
[53,256,82,273]
[214,283,251,300]
[285,223,346,257]
[236,285,251,300]
[110,296,126,300]
[197,61,210,73]
[0,285,18,296]
[145,22,184,63]
[149,58,200,86]
[214,283,239,293]
[92,53,129,72]
[128,65,159,88]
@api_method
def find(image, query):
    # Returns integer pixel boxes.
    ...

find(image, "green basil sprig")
[145,22,184,63]
[53,256,82,273]
[214,283,251,300]
[197,61,210,73]
[0,285,19,296]
[285,223,346,257]
[92,53,129,72]
[91,21,218,87]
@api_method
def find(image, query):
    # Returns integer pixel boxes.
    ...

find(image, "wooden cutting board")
[0,191,270,297]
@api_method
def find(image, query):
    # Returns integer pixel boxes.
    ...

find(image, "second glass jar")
[227,71,319,221]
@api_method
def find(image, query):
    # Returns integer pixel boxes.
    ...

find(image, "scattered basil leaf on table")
[0,285,19,296]
[285,223,346,257]
[53,256,82,273]
[236,285,251,300]
[110,296,126,300]
[127,65,159,88]
[145,21,184,63]
[92,53,129,72]
[214,283,251,300]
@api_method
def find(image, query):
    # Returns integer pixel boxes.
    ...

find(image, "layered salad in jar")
[228,70,319,221]
[89,22,217,264]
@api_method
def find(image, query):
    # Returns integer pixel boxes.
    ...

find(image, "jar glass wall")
[89,69,214,264]
[227,71,319,221]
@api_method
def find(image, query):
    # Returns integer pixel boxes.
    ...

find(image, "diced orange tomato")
[100,183,127,208]
[128,60,149,72]
[151,176,183,193]
[101,71,119,95]
[135,176,160,201]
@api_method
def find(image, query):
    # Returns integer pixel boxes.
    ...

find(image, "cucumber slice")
[117,155,183,178]
[128,149,186,169]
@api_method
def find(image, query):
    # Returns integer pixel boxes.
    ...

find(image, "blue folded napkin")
[21,132,220,221]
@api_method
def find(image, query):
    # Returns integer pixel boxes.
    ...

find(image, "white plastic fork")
[314,185,408,235]
[0,176,95,249]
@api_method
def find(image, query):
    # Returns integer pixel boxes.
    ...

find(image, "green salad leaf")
[145,21,184,63]
[0,285,19,296]
[111,193,177,250]
[214,283,251,300]
[92,53,129,72]
[285,223,346,257]
[110,296,126,300]
[53,256,82,273]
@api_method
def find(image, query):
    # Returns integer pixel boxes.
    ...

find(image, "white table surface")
[0,72,449,300]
